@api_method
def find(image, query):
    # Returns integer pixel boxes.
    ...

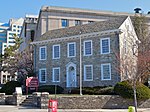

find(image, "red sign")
[48,100,58,112]
[26,77,39,95]
[26,77,39,87]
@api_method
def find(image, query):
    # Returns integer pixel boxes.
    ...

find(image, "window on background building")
[7,76,10,82]
[68,42,76,57]
[13,25,16,27]
[84,65,93,81]
[61,19,68,27]
[84,40,92,56]
[9,37,14,39]
[39,68,47,83]
[39,46,47,60]
[0,33,6,37]
[75,20,81,26]
[9,33,15,36]
[9,41,15,43]
[53,45,60,59]
[100,38,110,54]
[88,21,94,23]
[101,63,111,80]
[30,30,35,42]
[18,26,22,28]
[52,67,60,82]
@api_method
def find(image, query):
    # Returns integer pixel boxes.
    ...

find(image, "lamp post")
[79,31,82,96]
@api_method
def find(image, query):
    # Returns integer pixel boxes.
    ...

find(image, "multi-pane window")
[84,65,93,81]
[68,42,76,57]
[101,63,111,80]
[100,38,110,54]
[84,40,92,56]
[39,68,47,83]
[53,45,60,59]
[75,20,81,26]
[52,67,60,82]
[61,19,68,27]
[39,46,46,60]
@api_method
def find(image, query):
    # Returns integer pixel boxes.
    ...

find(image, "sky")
[0,0,150,23]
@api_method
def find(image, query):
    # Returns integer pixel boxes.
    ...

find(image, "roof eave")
[31,29,121,45]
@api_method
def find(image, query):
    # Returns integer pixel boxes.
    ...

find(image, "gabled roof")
[35,16,128,42]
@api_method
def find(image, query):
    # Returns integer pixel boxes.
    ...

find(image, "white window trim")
[39,68,47,83]
[100,38,110,54]
[52,44,60,59]
[84,65,93,81]
[52,67,60,82]
[39,46,47,60]
[101,63,111,80]
[83,40,93,56]
[67,42,76,57]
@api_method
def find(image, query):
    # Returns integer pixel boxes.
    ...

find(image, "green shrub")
[114,81,150,100]
[71,86,115,95]
[95,87,114,95]
[1,81,21,95]
[38,85,64,94]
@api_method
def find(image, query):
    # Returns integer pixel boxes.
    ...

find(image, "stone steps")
[20,95,34,107]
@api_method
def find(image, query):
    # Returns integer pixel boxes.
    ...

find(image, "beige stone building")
[35,6,135,38]
[20,14,38,52]
[31,16,138,88]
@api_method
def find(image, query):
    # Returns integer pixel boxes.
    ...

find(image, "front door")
[67,64,76,87]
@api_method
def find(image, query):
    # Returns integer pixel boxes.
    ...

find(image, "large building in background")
[0,18,24,84]
[2,18,24,54]
[35,6,134,38]
[19,14,38,52]
[0,23,9,54]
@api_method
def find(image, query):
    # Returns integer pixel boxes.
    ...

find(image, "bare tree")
[114,15,150,112]
[1,35,35,84]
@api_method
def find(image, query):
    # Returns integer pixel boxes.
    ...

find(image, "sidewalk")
[0,105,150,112]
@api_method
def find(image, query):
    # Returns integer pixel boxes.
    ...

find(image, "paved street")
[0,105,150,112]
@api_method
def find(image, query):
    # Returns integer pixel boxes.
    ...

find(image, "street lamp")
[79,31,82,96]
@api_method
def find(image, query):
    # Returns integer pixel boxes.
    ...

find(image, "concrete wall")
[0,92,150,109]
[3,93,26,105]
[32,92,150,109]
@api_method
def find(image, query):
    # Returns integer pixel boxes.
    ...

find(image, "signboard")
[15,87,22,94]
[26,77,38,87]
[26,77,39,95]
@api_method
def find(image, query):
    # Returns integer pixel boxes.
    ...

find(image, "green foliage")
[38,85,64,94]
[114,81,150,100]
[71,86,115,95]
[0,81,21,95]
[128,106,135,112]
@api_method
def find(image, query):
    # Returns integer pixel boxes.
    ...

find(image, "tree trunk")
[133,82,138,112]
